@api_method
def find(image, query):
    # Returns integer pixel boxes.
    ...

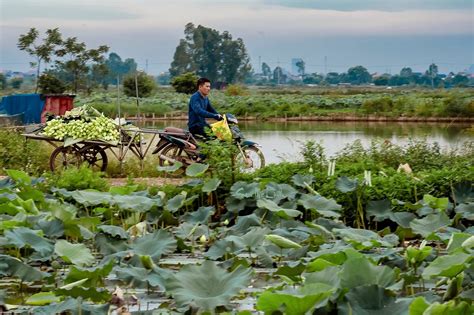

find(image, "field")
[0,134,473,313]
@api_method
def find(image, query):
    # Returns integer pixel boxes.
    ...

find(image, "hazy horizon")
[1,0,472,75]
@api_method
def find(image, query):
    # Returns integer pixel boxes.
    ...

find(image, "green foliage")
[38,73,66,94]
[9,77,23,89]
[0,73,6,90]
[170,72,198,94]
[49,164,109,191]
[0,129,49,175]
[225,84,248,96]
[122,71,156,98]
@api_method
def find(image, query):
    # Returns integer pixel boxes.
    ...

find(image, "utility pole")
[145,59,148,73]
[324,56,327,75]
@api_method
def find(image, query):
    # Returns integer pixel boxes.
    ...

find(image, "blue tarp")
[0,94,45,124]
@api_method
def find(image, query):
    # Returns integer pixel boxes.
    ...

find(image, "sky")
[0,0,473,75]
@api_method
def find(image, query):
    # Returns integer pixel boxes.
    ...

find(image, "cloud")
[263,0,473,12]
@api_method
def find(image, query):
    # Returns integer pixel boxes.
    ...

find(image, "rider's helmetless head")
[197,77,211,97]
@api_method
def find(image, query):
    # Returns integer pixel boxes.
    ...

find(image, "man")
[188,77,222,139]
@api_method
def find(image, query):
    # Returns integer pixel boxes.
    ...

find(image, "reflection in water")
[139,120,473,164]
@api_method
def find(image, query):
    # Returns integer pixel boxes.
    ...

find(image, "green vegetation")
[122,71,156,98]
[75,88,474,119]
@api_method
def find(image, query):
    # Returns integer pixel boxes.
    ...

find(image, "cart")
[23,126,163,172]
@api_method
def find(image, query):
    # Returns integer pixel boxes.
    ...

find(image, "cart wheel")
[49,146,82,172]
[158,144,193,176]
[80,145,108,172]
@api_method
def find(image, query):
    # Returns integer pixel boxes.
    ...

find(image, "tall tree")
[347,66,371,85]
[105,52,137,85]
[427,63,438,88]
[400,67,413,77]
[54,37,109,93]
[17,28,62,92]
[295,60,305,76]
[261,62,271,78]
[169,23,252,83]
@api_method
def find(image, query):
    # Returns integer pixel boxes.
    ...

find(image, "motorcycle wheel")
[235,146,265,173]
[158,144,193,175]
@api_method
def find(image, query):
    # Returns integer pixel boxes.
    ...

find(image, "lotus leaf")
[202,178,221,193]
[257,198,302,219]
[454,203,474,220]
[410,211,451,237]
[423,194,449,211]
[422,252,472,279]
[299,194,341,218]
[132,229,177,260]
[291,174,315,188]
[335,176,358,193]
[5,227,54,258]
[185,163,209,177]
[341,256,396,289]
[157,161,183,173]
[97,225,128,239]
[54,240,95,267]
[166,193,186,212]
[256,283,333,315]
[452,182,473,204]
[166,260,252,311]
[115,265,169,289]
[0,254,46,282]
[181,206,215,224]
[230,181,260,199]
[266,234,302,249]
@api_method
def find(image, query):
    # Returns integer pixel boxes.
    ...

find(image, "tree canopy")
[169,23,252,84]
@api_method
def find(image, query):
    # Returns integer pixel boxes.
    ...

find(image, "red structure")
[40,95,75,123]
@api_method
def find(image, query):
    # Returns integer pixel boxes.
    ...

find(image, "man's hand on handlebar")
[216,114,223,121]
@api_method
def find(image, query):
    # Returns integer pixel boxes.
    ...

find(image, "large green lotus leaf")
[166,260,252,311]
[230,181,260,199]
[181,206,215,224]
[335,176,358,193]
[68,190,112,207]
[274,263,306,282]
[410,211,451,237]
[112,194,162,212]
[157,161,183,173]
[411,299,472,315]
[446,233,472,254]
[132,229,177,260]
[115,265,170,289]
[338,285,411,315]
[390,212,416,229]
[422,252,472,279]
[54,240,95,267]
[409,296,429,315]
[256,283,333,315]
[423,194,449,211]
[452,182,473,204]
[166,194,186,212]
[25,292,60,306]
[31,298,79,315]
[5,227,54,258]
[266,234,302,249]
[257,198,302,219]
[333,227,395,248]
[185,163,209,177]
[299,194,341,218]
[291,174,315,188]
[261,182,284,204]
[175,222,209,240]
[230,213,261,234]
[64,259,114,288]
[304,266,342,289]
[94,234,128,256]
[202,178,221,193]
[55,286,111,303]
[46,199,77,223]
[205,238,244,260]
[366,199,392,221]
[227,227,269,251]
[225,196,247,213]
[97,225,128,239]
[340,256,396,290]
[0,254,47,282]
[35,218,65,238]
[454,203,474,220]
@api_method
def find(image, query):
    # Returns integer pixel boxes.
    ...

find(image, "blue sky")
[1,0,472,75]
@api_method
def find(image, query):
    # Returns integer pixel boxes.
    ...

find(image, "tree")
[427,63,438,88]
[105,52,137,85]
[400,67,413,77]
[54,37,109,93]
[261,62,271,78]
[123,71,156,97]
[373,75,389,86]
[451,74,469,87]
[0,73,6,90]
[38,73,66,94]
[347,66,371,85]
[17,28,62,92]
[273,66,286,84]
[303,73,324,84]
[10,77,23,89]
[324,72,341,85]
[295,60,305,76]
[170,72,199,94]
[169,23,252,83]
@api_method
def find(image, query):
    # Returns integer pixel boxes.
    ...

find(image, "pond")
[139,120,473,164]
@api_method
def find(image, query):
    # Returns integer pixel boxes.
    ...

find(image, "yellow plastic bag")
[211,115,232,141]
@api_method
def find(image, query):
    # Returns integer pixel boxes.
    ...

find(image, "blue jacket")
[187,91,219,129]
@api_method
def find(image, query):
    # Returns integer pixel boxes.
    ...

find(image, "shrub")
[38,73,66,94]
[224,84,248,96]
[123,71,156,98]
[49,164,109,191]
[170,72,199,94]
[10,77,23,89]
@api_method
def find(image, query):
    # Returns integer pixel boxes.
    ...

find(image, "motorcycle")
[152,113,265,173]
